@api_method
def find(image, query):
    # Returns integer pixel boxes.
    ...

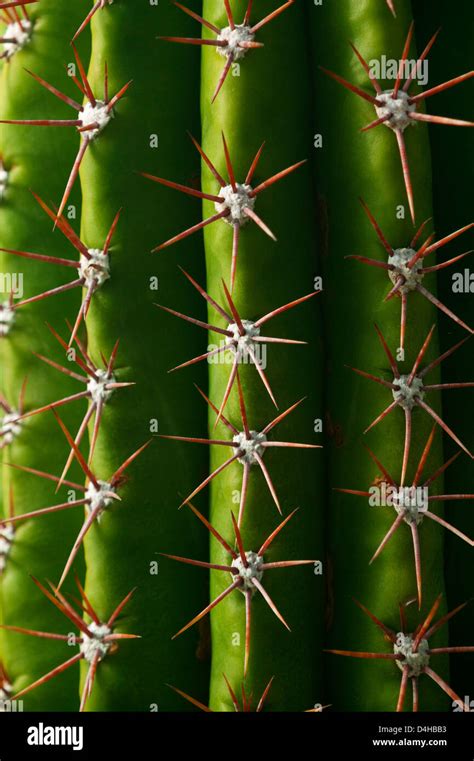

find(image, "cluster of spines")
[0,0,472,714]
[322,12,474,711]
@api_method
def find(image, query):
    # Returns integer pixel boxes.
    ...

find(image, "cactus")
[0,0,472,716]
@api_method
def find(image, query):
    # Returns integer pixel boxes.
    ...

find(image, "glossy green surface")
[201,0,325,712]
[309,0,449,710]
[79,1,210,711]
[0,0,88,712]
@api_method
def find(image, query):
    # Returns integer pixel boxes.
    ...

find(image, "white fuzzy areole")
[216,24,255,61]
[87,369,115,406]
[0,162,8,200]
[0,523,15,573]
[392,486,427,526]
[2,20,32,60]
[375,89,416,132]
[233,551,264,593]
[392,374,425,410]
[0,301,15,337]
[233,430,267,465]
[80,248,110,290]
[85,480,115,519]
[226,319,260,357]
[80,100,113,141]
[394,633,430,677]
[215,183,256,226]
[0,410,22,446]
[80,621,112,664]
[388,247,424,293]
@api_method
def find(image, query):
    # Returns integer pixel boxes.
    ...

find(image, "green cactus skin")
[78,1,210,711]
[309,0,452,710]
[198,0,325,712]
[0,0,89,711]
[413,0,474,694]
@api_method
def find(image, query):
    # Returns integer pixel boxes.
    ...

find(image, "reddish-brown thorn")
[353,598,397,642]
[426,511,474,546]
[408,324,435,383]
[111,439,152,486]
[346,254,393,271]
[325,650,402,660]
[140,172,223,203]
[359,198,393,255]
[419,334,471,379]
[364,400,398,435]
[348,365,397,390]
[246,141,266,185]
[212,55,234,104]
[394,21,414,97]
[417,399,473,459]
[187,132,226,187]
[374,323,400,377]
[230,224,239,291]
[4,457,85,492]
[416,284,473,334]
[13,654,84,700]
[412,594,443,651]
[250,0,295,34]
[213,360,239,430]
[51,409,99,487]
[410,112,474,128]
[194,384,238,434]
[250,159,306,197]
[424,222,474,257]
[361,114,391,132]
[184,501,237,558]
[394,129,415,224]
[55,139,89,223]
[319,66,381,106]
[403,28,441,93]
[400,408,412,488]
[71,43,96,105]
[172,580,241,640]
[106,79,133,112]
[425,601,469,640]
[262,397,305,435]
[411,72,474,104]
[167,683,212,713]
[424,667,469,710]
[72,0,102,41]
[350,42,382,94]
[238,462,250,527]
[397,667,409,712]
[230,511,248,568]
[258,509,299,555]
[420,250,473,275]
[254,290,320,327]
[152,211,229,252]
[174,1,220,34]
[24,68,83,111]
[179,266,232,321]
[370,514,405,564]
[156,302,231,337]
[106,588,137,628]
[221,132,237,191]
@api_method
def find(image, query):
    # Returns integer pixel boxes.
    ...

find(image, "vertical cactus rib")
[309,0,451,710]
[0,0,90,711]
[412,0,474,696]
[78,0,210,710]
[199,0,325,711]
